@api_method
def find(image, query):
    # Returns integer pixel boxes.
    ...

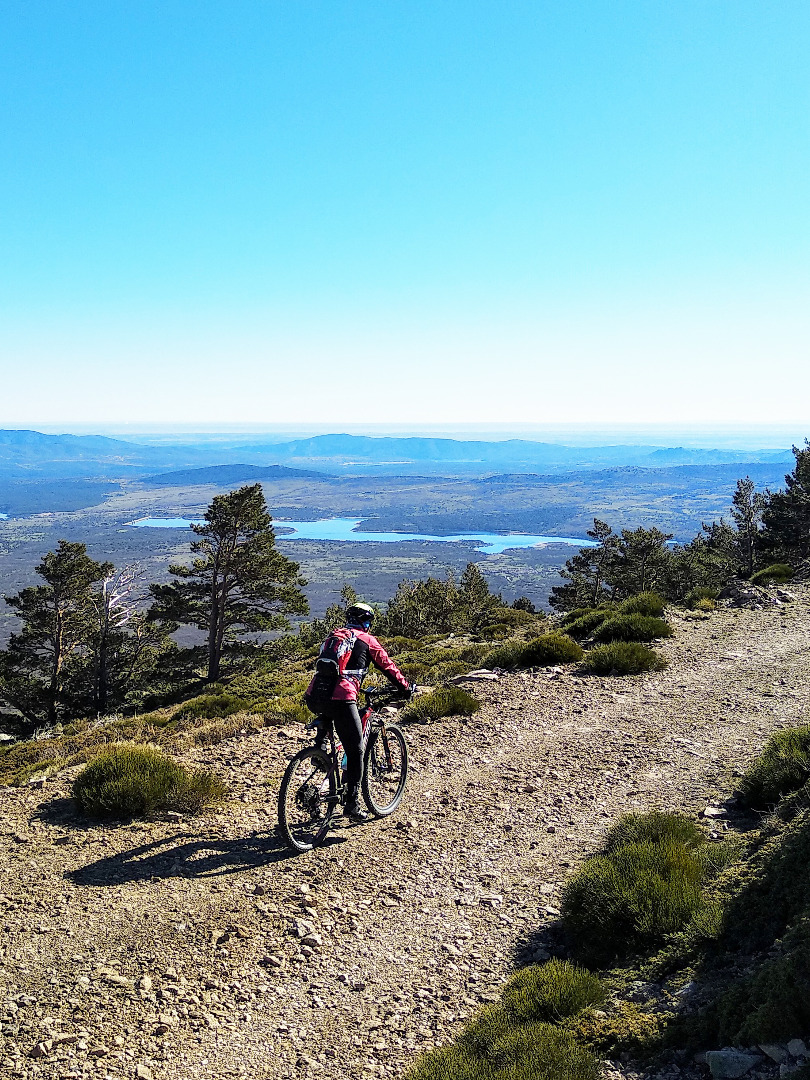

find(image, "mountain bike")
[277,686,410,853]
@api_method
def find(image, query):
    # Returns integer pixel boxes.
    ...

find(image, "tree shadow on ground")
[67,825,351,887]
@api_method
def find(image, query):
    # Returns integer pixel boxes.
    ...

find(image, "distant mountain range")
[145,464,325,486]
[0,428,795,482]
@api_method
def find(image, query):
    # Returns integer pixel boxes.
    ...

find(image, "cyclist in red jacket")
[305,602,412,823]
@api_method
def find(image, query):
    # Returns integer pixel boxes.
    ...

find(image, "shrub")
[408,1022,599,1080]
[483,633,582,669]
[738,724,810,809]
[402,686,480,723]
[563,1001,665,1056]
[694,597,716,612]
[583,642,667,676]
[406,1044,496,1080]
[684,586,719,609]
[561,607,599,625]
[619,592,666,617]
[512,596,536,613]
[264,696,310,724]
[73,743,227,819]
[379,636,422,653]
[592,614,673,644]
[750,563,793,585]
[522,633,583,665]
[563,610,612,639]
[174,692,253,721]
[602,810,706,853]
[561,841,706,963]
[408,1006,600,1080]
[501,960,604,1023]
[479,622,513,640]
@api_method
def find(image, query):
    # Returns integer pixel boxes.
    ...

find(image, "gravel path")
[1,591,809,1080]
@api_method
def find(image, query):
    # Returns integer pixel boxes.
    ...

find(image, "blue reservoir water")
[126,516,594,553]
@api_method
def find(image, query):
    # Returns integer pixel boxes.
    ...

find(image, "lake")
[126,516,594,553]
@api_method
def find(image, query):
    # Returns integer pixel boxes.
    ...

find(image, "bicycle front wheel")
[278,748,337,852]
[362,724,408,816]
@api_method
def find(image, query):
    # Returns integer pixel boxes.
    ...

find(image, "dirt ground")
[1,589,809,1080]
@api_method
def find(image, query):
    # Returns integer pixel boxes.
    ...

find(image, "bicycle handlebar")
[362,685,412,705]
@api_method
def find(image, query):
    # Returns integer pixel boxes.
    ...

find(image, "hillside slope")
[0,593,809,1080]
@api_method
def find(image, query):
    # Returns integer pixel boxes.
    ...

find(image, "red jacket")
[309,627,410,703]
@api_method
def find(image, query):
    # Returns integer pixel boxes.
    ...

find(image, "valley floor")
[1,592,810,1080]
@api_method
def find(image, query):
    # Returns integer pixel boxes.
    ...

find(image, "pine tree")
[760,442,810,564]
[148,484,308,681]
[549,519,618,611]
[730,477,767,577]
[457,563,500,631]
[0,541,111,730]
[606,526,674,597]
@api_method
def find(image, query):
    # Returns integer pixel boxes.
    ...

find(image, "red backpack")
[304,628,358,712]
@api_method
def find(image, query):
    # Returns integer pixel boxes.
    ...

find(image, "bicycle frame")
[319,689,403,804]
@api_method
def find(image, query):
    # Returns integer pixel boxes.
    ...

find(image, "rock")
[260,955,283,968]
[301,933,322,948]
[29,1041,52,1058]
[760,1045,788,1063]
[718,579,777,609]
[136,1067,154,1080]
[705,1050,762,1078]
[104,974,134,989]
[702,806,726,819]
[787,1039,808,1058]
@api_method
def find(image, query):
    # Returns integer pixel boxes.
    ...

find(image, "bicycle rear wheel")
[278,748,337,852]
[362,724,408,816]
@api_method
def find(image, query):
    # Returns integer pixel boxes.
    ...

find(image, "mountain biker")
[305,601,412,823]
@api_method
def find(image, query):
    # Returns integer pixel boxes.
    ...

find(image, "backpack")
[304,628,358,713]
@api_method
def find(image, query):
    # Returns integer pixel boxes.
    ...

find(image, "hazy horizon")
[4,420,808,452]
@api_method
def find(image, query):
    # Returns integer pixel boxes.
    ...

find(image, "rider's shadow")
[68,829,298,888]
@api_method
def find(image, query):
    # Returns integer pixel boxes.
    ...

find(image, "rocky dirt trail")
[1,592,810,1080]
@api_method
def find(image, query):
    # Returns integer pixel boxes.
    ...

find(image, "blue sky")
[1,1,808,426]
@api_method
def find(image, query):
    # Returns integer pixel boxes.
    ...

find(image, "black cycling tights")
[324,700,364,790]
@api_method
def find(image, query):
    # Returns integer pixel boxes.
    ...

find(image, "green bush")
[501,960,604,1023]
[406,1044,497,1080]
[402,686,481,723]
[174,691,253,721]
[408,1025,599,1080]
[265,696,310,724]
[619,592,666,617]
[561,840,706,963]
[563,610,612,639]
[407,1006,600,1080]
[561,605,615,625]
[379,636,422,653]
[522,633,583,665]
[750,563,793,585]
[738,724,810,809]
[583,642,667,676]
[684,586,720,610]
[479,622,513,640]
[73,743,227,819]
[592,614,673,644]
[602,810,706,853]
[484,633,582,669]
[563,1001,665,1056]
